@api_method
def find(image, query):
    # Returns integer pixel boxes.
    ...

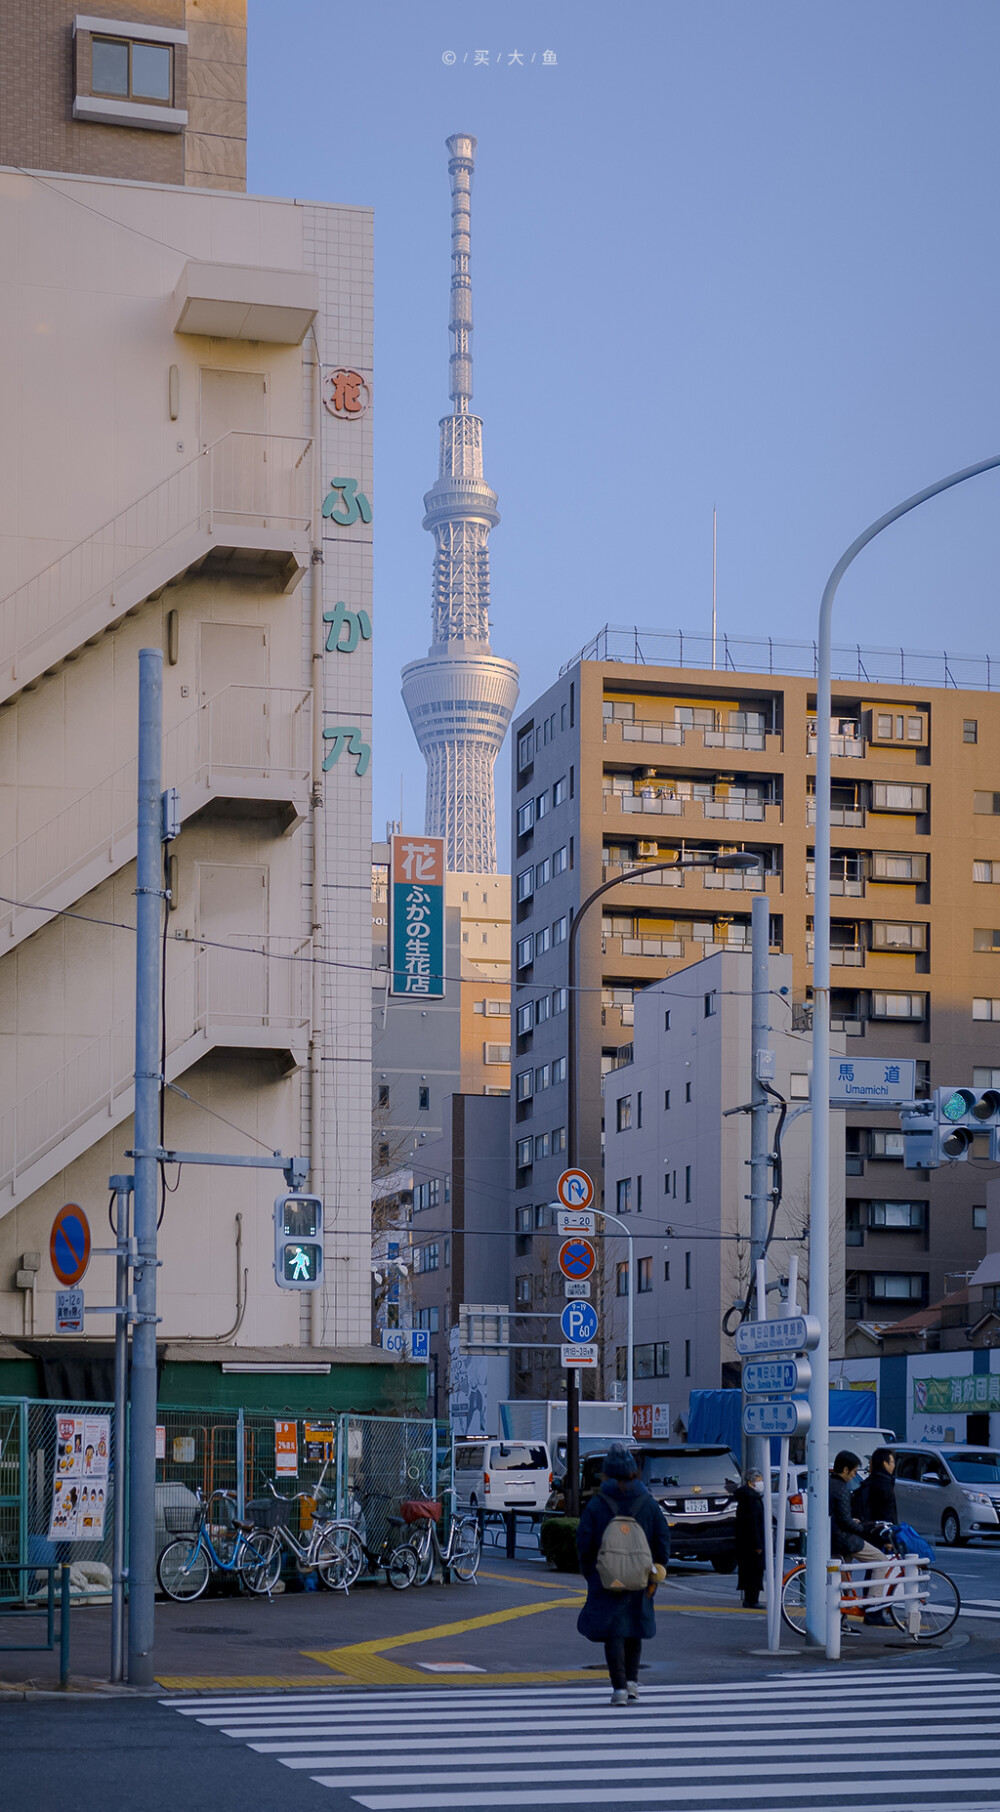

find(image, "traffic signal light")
[273,1193,323,1289]
[902,1089,1000,1168]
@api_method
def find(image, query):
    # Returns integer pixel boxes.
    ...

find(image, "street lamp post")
[806,451,1000,1648]
[564,847,760,1515]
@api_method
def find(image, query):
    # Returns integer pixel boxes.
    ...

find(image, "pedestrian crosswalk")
[164,1668,1000,1810]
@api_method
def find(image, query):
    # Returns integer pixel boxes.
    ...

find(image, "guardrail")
[0,1563,71,1686]
[825,1554,928,1658]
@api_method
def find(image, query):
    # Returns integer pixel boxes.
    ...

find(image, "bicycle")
[400,1495,481,1586]
[156,1489,276,1602]
[339,1492,419,1590]
[241,1471,362,1594]
[780,1536,960,1641]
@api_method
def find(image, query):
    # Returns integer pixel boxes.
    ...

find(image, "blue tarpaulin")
[687,1388,876,1460]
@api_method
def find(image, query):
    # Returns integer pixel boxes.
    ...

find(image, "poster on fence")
[48,1414,110,1541]
[275,1420,299,1476]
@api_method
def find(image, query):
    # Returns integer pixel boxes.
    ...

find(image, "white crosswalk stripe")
[163,1669,1000,1811]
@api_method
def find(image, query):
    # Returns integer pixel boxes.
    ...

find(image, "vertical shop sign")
[390,835,445,998]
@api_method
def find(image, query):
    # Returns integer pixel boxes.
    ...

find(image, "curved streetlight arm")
[806,450,1000,1650]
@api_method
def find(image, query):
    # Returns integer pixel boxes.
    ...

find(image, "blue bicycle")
[157,1488,273,1601]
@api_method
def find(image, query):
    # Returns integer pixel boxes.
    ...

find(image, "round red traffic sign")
[556,1168,595,1210]
[50,1204,91,1287]
[559,1238,597,1281]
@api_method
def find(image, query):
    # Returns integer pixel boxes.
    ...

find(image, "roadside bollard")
[59,1563,71,1689]
[825,1560,841,1660]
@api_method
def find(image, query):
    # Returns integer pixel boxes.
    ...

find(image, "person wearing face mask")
[734,1468,766,1609]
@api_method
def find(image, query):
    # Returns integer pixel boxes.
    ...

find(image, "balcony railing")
[613,720,685,746]
[807,802,865,827]
[807,869,865,897]
[702,728,767,751]
[601,862,685,886]
[703,869,766,891]
[807,729,865,759]
[0,432,312,692]
[0,939,310,1198]
[609,792,768,821]
[702,798,767,822]
[0,686,310,946]
[606,718,769,752]
[807,941,865,967]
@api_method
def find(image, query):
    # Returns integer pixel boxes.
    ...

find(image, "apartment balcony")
[599,861,768,892]
[0,433,312,705]
[604,719,777,755]
[607,792,776,824]
[807,801,865,828]
[806,864,865,897]
[0,686,311,951]
[807,728,866,759]
[806,941,865,967]
[0,939,310,1213]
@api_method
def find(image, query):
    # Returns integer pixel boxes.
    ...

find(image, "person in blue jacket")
[576,1445,671,1704]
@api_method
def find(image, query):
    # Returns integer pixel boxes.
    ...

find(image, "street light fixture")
[562,846,763,1514]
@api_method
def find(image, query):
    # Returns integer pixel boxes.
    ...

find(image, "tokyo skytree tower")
[401,134,519,873]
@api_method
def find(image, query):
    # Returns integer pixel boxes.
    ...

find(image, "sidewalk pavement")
[0,1553,982,1696]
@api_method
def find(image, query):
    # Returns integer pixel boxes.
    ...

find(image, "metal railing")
[807,729,865,759]
[562,624,1000,692]
[0,1565,71,1685]
[0,687,310,944]
[0,433,312,685]
[0,940,310,1194]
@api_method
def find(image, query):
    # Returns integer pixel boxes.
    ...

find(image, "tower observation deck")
[401,134,519,873]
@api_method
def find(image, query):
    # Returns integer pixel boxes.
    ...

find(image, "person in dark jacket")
[830,1450,889,1627]
[734,1469,766,1608]
[864,1449,898,1525]
[576,1445,670,1704]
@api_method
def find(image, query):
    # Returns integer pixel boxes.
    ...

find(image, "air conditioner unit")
[638,841,658,857]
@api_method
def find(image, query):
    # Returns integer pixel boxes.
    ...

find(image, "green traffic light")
[942,1090,972,1122]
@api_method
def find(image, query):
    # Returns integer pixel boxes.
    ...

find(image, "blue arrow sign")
[741,1399,812,1437]
[560,1300,599,1343]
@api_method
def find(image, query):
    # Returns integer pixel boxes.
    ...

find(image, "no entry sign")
[50,1204,91,1287]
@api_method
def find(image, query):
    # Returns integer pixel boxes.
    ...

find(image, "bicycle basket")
[164,1507,201,1535]
[400,1499,441,1526]
[245,1498,286,1529]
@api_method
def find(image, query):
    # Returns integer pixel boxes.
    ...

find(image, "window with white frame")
[789,1074,810,1099]
[617,1177,632,1214]
[870,992,926,1019]
[974,860,1000,884]
[535,1064,550,1092]
[552,987,567,1014]
[872,782,927,812]
[553,776,567,805]
[866,1200,927,1230]
[975,929,1000,953]
[552,1056,566,1083]
[868,1272,927,1301]
[516,1070,534,1101]
[534,995,550,1025]
[534,1132,550,1161]
[871,850,926,881]
[552,916,568,944]
[869,1129,905,1159]
[535,857,551,888]
[484,1043,510,1064]
[517,800,535,836]
[516,935,534,969]
[552,845,568,875]
[516,1003,534,1036]
[973,998,1000,1021]
[974,792,1000,816]
[535,925,551,956]
[516,1137,533,1168]
[973,1066,1000,1088]
[517,868,534,903]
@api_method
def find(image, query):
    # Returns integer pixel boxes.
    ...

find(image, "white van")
[454,1439,553,1513]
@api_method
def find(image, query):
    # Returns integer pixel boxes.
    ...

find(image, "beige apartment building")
[509,630,1000,1396]
[0,3,379,1394]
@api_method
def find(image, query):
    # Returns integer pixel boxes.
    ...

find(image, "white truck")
[498,1399,629,1476]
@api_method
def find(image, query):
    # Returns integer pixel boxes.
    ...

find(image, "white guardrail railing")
[0,938,311,1197]
[0,433,312,685]
[0,686,310,945]
[825,1554,929,1659]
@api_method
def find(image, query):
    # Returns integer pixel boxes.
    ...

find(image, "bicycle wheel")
[888,1566,961,1640]
[411,1529,435,1586]
[239,1532,282,1595]
[779,1563,808,1634]
[316,1528,364,1592]
[158,1537,211,1602]
[385,1543,418,1590]
[450,1518,481,1583]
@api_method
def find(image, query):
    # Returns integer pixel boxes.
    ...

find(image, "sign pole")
[756,1257,777,1644]
[109,1173,132,1685]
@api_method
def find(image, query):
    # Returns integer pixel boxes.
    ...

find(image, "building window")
[533,1203,548,1229]
[517,729,534,771]
[484,1043,510,1064]
[552,988,567,1015]
[517,868,534,903]
[868,1273,927,1303]
[872,782,927,813]
[552,1125,566,1153]
[870,850,926,881]
[973,998,1000,1021]
[418,1086,430,1111]
[617,1177,632,1215]
[616,1262,629,1297]
[516,1137,533,1169]
[552,845,568,875]
[534,996,551,1026]
[516,935,534,969]
[685,1081,692,1103]
[964,719,979,744]
[422,1243,439,1272]
[535,858,551,888]
[535,1063,550,1092]
[427,1179,440,1208]
[516,1003,534,1036]
[444,1238,451,1266]
[870,992,926,1020]
[664,1010,671,1031]
[552,916,568,945]
[633,1342,670,1379]
[92,34,173,102]
[867,1201,927,1231]
[664,1089,671,1111]
[535,926,551,956]
[377,1083,390,1107]
[413,1183,428,1211]
[551,1056,567,1083]
[974,1205,988,1230]
[414,1306,439,1332]
[536,790,549,820]
[684,1339,691,1378]
[515,1274,532,1304]
[871,920,927,952]
[869,1129,905,1160]
[975,861,1000,884]
[553,776,567,805]
[704,990,717,1017]
[845,1202,864,1247]
[685,1250,692,1289]
[516,1069,534,1102]
[534,1132,550,1161]
[617,1095,632,1132]
[636,1174,643,1212]
[638,1257,652,1293]
[973,1066,1000,1088]
[487,998,510,1016]
[515,1204,532,1232]
[975,929,1000,953]
[789,1073,809,1100]
[664,1260,670,1282]
[974,792,1000,816]
[517,800,535,836]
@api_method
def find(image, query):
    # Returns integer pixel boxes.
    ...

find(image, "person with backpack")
[576,1445,670,1704]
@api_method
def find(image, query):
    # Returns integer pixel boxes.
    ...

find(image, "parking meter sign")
[558,1239,596,1281]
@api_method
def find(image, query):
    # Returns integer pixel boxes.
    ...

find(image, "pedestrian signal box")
[273,1193,323,1290]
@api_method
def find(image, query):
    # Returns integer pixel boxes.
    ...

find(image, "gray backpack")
[595,1491,654,1591]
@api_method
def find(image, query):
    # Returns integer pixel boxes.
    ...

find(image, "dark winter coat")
[865,1463,897,1525]
[576,1478,671,1643]
[734,1483,766,1594]
[829,1472,866,1557]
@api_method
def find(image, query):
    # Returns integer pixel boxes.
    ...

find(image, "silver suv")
[888,1444,1000,1546]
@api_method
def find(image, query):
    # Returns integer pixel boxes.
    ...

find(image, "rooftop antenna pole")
[712,506,718,670]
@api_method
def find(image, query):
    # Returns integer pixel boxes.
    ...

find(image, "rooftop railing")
[561,624,1000,691]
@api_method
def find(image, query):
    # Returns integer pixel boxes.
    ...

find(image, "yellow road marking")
[155,1674,353,1691]
[477,1570,584,1593]
[305,1592,584,1687]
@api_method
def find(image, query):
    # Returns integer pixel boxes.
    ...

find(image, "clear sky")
[249,0,1000,850]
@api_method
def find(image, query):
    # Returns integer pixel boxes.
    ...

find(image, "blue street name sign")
[741,1356,812,1396]
[742,1399,812,1437]
[560,1300,599,1344]
[733,1314,822,1357]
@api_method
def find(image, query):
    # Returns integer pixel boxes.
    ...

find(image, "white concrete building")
[0,161,374,1370]
[603,952,846,1432]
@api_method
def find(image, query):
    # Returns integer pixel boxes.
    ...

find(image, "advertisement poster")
[914,1374,1000,1416]
[48,1414,110,1541]
[303,1423,336,1465]
[389,835,445,998]
[275,1420,299,1476]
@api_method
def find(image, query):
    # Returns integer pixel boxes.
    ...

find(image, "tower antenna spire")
[401,135,519,873]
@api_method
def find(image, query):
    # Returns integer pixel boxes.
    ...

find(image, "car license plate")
[683,1499,703,1514]
[506,1482,531,1493]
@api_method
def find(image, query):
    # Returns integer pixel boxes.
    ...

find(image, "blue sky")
[249,1,1000,847]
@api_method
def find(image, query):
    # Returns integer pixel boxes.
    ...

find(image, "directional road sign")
[829,1057,916,1105]
[55,1289,85,1334]
[742,1399,812,1437]
[561,1343,598,1368]
[558,1238,597,1281]
[556,1168,595,1210]
[557,1209,596,1238]
[733,1313,822,1357]
[50,1204,91,1287]
[560,1300,599,1343]
[741,1356,813,1396]
[564,1278,592,1300]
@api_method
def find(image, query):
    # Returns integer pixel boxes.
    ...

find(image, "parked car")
[454,1439,553,1514]
[888,1443,1000,1546]
[633,1444,740,1571]
[770,1463,808,1551]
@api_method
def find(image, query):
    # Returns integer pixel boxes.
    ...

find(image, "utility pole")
[745,892,772,1478]
[128,647,163,1686]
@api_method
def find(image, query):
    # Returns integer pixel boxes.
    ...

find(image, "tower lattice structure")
[401,133,519,873]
